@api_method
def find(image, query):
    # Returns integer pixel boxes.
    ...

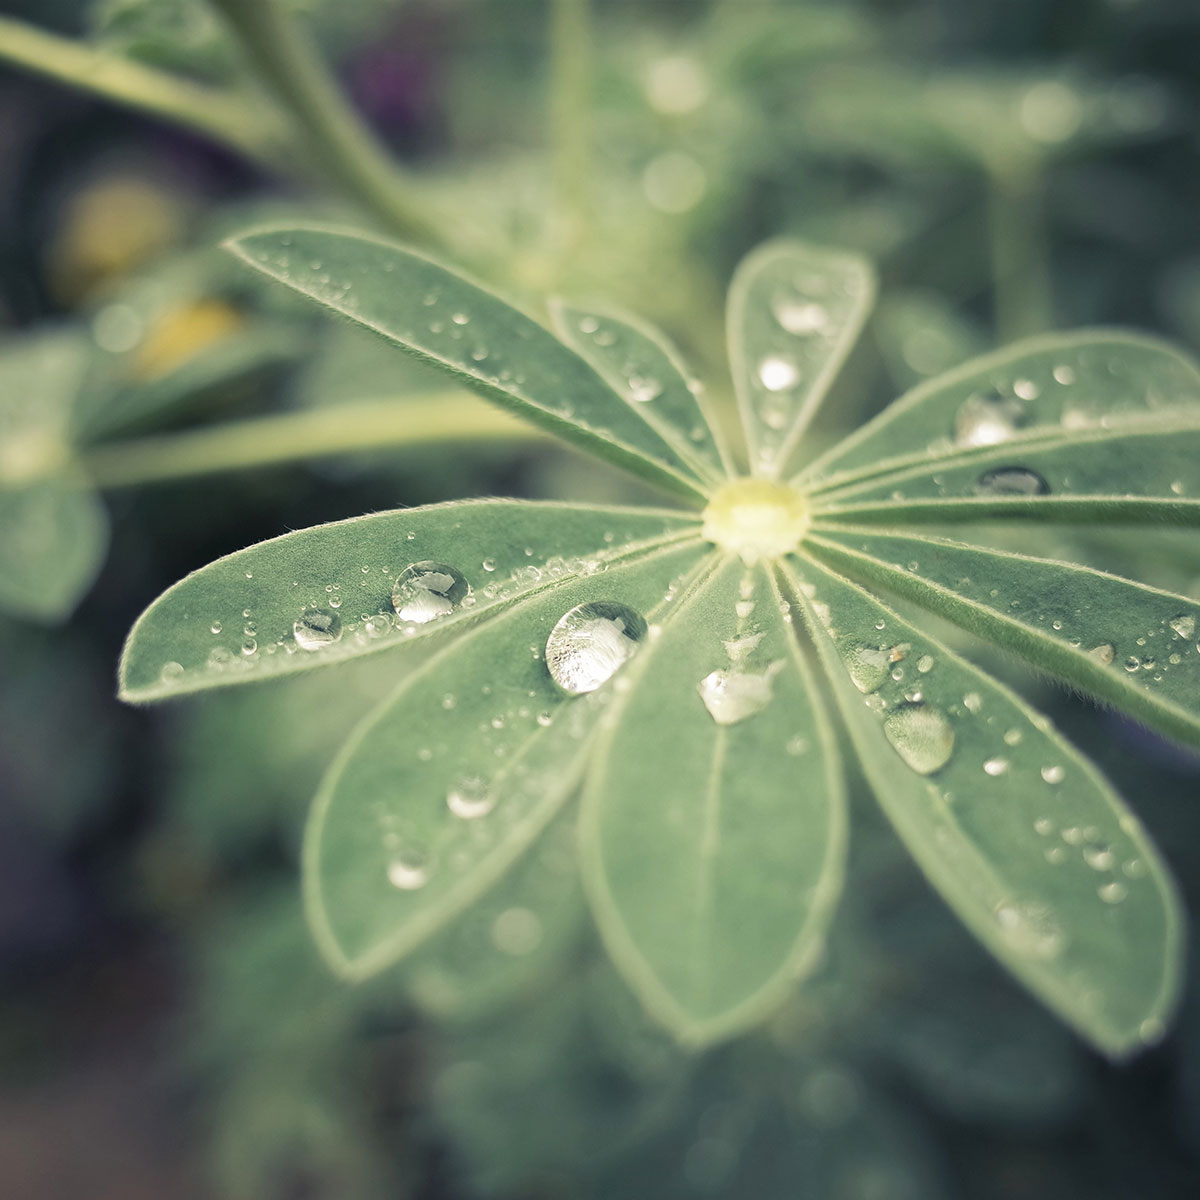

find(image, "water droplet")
[1089,642,1115,665]
[697,662,782,726]
[771,296,829,335]
[393,562,470,624]
[983,756,1009,777]
[954,390,1026,448]
[451,312,469,325]
[1124,655,1141,673]
[210,620,223,635]
[628,375,662,403]
[1083,841,1116,872]
[994,900,1065,958]
[916,654,934,674]
[974,467,1050,496]
[963,692,983,714]
[1098,880,1128,904]
[545,602,647,694]
[491,907,543,955]
[883,704,955,775]
[160,661,184,683]
[1041,764,1065,784]
[844,645,891,694]
[757,354,800,391]
[294,607,342,650]
[447,776,494,820]
[1004,727,1023,746]
[1053,363,1077,385]
[1169,614,1195,640]
[387,850,429,890]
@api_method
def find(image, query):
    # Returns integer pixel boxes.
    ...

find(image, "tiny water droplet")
[963,692,983,714]
[491,907,543,956]
[771,296,829,335]
[210,620,222,635]
[883,704,955,775]
[974,467,1050,496]
[447,776,494,819]
[545,602,647,694]
[293,607,342,650]
[1041,764,1065,784]
[1089,642,1115,665]
[983,756,1009,776]
[451,312,469,325]
[628,375,663,403]
[916,654,934,674]
[160,661,184,683]
[393,562,470,624]
[1083,841,1116,871]
[994,900,1065,959]
[1098,880,1128,904]
[1004,728,1023,746]
[757,354,800,391]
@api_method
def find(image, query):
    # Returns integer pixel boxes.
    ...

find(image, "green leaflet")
[800,331,1200,491]
[0,328,109,622]
[810,420,1200,525]
[550,300,733,487]
[807,526,1200,749]
[304,539,708,980]
[118,499,700,701]
[726,239,875,478]
[581,556,845,1044]
[225,226,711,502]
[783,555,1182,1057]
[403,807,586,1023]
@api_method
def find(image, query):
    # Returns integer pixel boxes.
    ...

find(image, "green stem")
[0,16,294,172]
[208,0,446,248]
[548,0,592,254]
[80,394,545,489]
[986,158,1054,343]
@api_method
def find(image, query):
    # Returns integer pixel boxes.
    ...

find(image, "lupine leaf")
[224,226,711,502]
[581,556,845,1044]
[807,526,1200,748]
[811,419,1200,525]
[726,239,875,478]
[118,499,700,701]
[304,539,709,980]
[783,554,1182,1057]
[550,300,733,486]
[800,331,1200,491]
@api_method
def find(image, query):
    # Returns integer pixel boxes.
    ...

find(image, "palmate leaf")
[726,239,875,477]
[118,499,699,701]
[807,526,1200,748]
[304,539,708,980]
[581,556,845,1044]
[224,226,712,503]
[784,555,1182,1056]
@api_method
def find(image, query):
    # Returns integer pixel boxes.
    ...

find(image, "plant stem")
[208,0,446,248]
[986,158,1054,343]
[80,394,545,489]
[548,0,592,254]
[0,16,293,172]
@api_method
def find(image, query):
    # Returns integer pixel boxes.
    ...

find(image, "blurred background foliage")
[2,0,1200,1196]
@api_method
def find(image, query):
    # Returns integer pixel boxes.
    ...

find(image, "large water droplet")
[697,662,782,726]
[294,606,342,650]
[545,601,647,694]
[393,561,470,624]
[757,354,800,391]
[974,467,1050,497]
[954,391,1026,448]
[447,776,495,820]
[882,704,955,775]
[994,900,1065,959]
[844,645,891,694]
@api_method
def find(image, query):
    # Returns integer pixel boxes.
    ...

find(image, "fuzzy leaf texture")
[119,228,1194,1055]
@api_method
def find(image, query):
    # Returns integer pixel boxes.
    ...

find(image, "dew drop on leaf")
[293,606,342,650]
[1041,764,1065,784]
[628,375,663,403]
[491,907,543,955]
[771,296,829,335]
[1099,880,1128,904]
[757,354,800,391]
[386,850,429,890]
[696,662,782,726]
[983,756,1009,776]
[1169,614,1195,640]
[446,776,495,819]
[392,562,470,624]
[844,645,891,694]
[882,703,955,775]
[545,601,647,694]
[974,467,1050,496]
[953,390,1026,448]
[994,900,1066,959]
[1088,642,1115,665]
